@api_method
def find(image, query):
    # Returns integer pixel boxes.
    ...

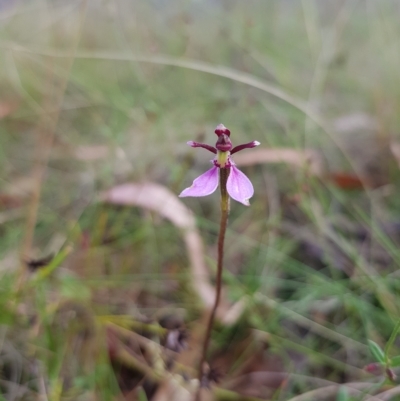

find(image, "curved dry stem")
[287,382,383,401]
[101,183,215,309]
[366,385,400,401]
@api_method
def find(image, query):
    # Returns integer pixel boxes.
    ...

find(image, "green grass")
[1,0,400,399]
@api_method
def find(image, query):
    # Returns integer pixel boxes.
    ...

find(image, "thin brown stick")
[196,167,230,400]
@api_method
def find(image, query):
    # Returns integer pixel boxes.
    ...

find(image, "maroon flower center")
[215,133,232,152]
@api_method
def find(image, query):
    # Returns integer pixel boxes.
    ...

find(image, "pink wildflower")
[179,124,260,206]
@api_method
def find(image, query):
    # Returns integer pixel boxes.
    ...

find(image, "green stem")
[196,167,230,400]
[384,319,400,365]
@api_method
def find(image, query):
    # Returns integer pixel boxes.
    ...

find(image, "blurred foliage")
[1,0,400,399]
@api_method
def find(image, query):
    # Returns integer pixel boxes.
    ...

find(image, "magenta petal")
[179,166,219,198]
[227,165,254,206]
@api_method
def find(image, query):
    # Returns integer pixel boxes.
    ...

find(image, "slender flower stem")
[196,167,230,400]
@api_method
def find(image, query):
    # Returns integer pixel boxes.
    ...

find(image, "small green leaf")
[337,386,349,401]
[390,355,400,367]
[60,275,91,301]
[30,246,72,284]
[138,388,148,401]
[368,340,385,363]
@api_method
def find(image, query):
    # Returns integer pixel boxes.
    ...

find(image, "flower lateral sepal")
[179,166,219,198]
[227,164,254,206]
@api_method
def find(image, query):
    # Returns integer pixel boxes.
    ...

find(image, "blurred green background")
[1,1,400,400]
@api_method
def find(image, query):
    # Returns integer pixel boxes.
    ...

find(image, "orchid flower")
[179,124,260,206]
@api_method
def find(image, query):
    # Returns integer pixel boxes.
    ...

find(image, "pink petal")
[179,166,219,198]
[227,165,254,206]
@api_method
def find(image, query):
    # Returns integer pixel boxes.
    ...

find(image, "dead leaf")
[0,101,19,119]
[333,112,378,133]
[4,175,37,198]
[25,253,54,272]
[328,172,364,190]
[74,145,109,161]
[234,148,323,176]
[151,375,197,401]
[390,142,400,169]
[0,194,23,209]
